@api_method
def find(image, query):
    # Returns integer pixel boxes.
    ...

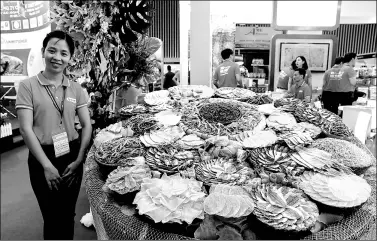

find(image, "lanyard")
[44,85,66,125]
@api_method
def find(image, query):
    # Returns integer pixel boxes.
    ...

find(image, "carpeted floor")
[1,145,97,240]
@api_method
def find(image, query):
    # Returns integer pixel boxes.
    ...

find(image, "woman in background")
[288,56,312,92]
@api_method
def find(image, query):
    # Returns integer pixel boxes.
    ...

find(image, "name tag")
[67,97,76,104]
[52,128,70,158]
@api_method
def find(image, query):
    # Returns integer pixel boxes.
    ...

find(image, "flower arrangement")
[51,0,161,131]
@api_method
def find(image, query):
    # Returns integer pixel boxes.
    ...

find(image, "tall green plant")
[51,0,161,129]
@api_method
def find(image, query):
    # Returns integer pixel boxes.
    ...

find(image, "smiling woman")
[15,30,92,240]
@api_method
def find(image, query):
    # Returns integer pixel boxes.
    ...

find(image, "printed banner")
[235,23,282,49]
[1,1,51,85]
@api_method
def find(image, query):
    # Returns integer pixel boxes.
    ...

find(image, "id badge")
[52,127,70,158]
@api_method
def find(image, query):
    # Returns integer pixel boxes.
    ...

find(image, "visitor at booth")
[321,56,344,114]
[213,48,241,88]
[339,52,358,106]
[16,30,92,240]
[163,65,177,89]
[288,56,313,94]
[284,68,311,103]
[276,60,296,92]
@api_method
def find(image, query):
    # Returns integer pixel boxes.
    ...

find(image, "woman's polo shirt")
[16,72,87,145]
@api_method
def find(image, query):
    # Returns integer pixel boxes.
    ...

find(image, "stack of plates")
[144,90,171,105]
[248,183,319,232]
[299,171,371,208]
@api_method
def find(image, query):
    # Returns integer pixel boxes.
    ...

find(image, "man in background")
[339,52,357,106]
[284,68,311,103]
[163,65,177,89]
[321,56,343,114]
[213,48,241,88]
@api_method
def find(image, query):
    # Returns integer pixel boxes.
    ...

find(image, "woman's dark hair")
[291,56,309,70]
[42,30,75,56]
[221,48,234,60]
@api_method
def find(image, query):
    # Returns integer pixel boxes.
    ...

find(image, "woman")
[16,30,92,240]
[288,56,312,92]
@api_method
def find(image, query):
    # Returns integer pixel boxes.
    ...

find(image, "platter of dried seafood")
[215,87,256,101]
[195,157,256,186]
[245,183,319,232]
[204,184,254,218]
[246,94,273,105]
[119,104,148,116]
[180,98,265,137]
[144,90,171,105]
[133,173,206,224]
[168,85,215,100]
[105,158,152,195]
[266,111,297,131]
[309,138,374,174]
[88,91,376,240]
[299,171,371,208]
[144,145,200,174]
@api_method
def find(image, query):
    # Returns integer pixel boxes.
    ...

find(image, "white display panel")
[272,1,341,31]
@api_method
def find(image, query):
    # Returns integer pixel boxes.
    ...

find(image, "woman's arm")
[17,109,62,190]
[75,106,92,164]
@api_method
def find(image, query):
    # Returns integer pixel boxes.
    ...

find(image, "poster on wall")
[1,1,51,84]
[235,23,282,49]
[279,43,330,72]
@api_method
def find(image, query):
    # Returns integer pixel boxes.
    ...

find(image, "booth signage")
[1,1,51,84]
[235,23,282,49]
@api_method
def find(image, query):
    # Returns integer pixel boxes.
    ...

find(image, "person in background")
[213,48,241,88]
[284,68,311,103]
[321,56,344,114]
[288,56,313,95]
[162,65,177,89]
[276,60,296,93]
[339,52,358,106]
[16,30,92,240]
[173,69,180,85]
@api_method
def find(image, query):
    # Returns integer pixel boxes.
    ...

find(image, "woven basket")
[94,157,121,179]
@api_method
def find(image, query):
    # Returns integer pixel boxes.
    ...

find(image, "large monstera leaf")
[112,0,153,43]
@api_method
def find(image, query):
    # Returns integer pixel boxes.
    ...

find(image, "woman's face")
[42,37,71,74]
[296,57,304,68]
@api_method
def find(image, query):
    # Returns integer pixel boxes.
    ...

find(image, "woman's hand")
[62,160,82,187]
[44,164,62,191]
